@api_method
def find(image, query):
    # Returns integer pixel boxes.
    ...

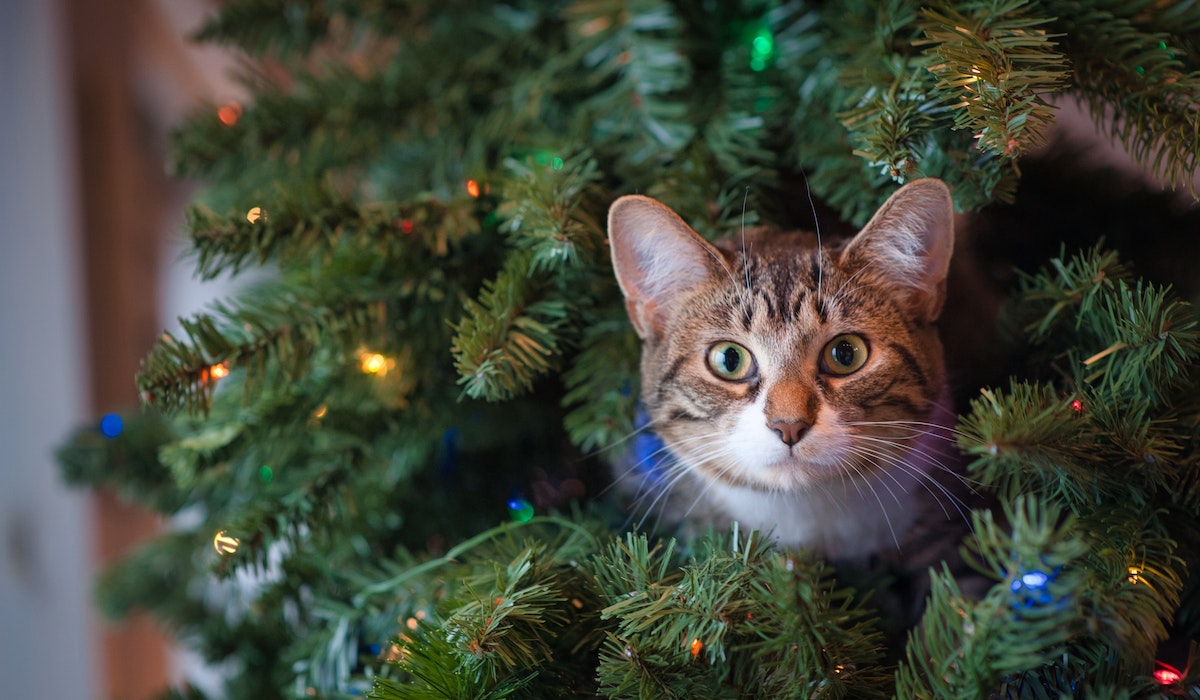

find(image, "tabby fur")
[608,179,969,562]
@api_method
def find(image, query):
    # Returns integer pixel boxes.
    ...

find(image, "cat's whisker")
[799,168,824,313]
[631,468,686,533]
[598,422,697,501]
[627,458,694,532]
[839,446,911,506]
[843,418,981,484]
[838,455,904,550]
[642,461,732,532]
[846,431,966,484]
[740,188,755,313]
[622,430,736,528]
[837,443,973,550]
[676,449,749,522]
[841,441,974,526]
[849,431,984,493]
[846,418,969,440]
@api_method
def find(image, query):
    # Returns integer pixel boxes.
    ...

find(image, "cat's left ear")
[608,195,729,339]
[840,178,955,322]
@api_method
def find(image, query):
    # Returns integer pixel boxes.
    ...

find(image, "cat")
[607,178,973,564]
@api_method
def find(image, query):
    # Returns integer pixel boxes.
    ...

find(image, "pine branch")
[366,517,609,699]
[684,6,782,192]
[443,547,571,681]
[184,193,480,281]
[1074,506,1184,666]
[56,410,183,512]
[783,0,933,222]
[897,499,1090,699]
[135,281,388,415]
[593,529,889,698]
[840,61,946,181]
[738,550,891,698]
[1010,244,1131,343]
[170,64,400,185]
[1047,0,1200,195]
[567,0,694,170]
[191,0,337,55]
[451,252,575,402]
[1081,280,1200,406]
[371,629,537,700]
[958,381,1110,507]
[180,5,576,202]
[919,0,1072,159]
[498,153,607,273]
[1009,244,1200,406]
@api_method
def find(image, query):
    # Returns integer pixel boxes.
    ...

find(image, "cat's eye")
[822,334,869,375]
[706,341,756,381]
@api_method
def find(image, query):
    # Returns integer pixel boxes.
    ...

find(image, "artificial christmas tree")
[58,1,1200,697]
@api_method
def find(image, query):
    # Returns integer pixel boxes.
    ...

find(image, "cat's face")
[608,180,954,497]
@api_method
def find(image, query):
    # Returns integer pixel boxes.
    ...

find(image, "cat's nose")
[769,418,811,447]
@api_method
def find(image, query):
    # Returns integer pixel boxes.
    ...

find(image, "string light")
[749,26,775,71]
[359,351,393,376]
[201,362,231,385]
[690,638,703,657]
[1009,568,1057,608]
[246,207,264,224]
[100,413,124,439]
[1071,398,1084,413]
[466,179,481,198]
[213,530,240,556]
[1155,661,1183,685]
[217,101,242,126]
[507,498,535,523]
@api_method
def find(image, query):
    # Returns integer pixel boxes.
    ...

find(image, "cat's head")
[608,179,954,496]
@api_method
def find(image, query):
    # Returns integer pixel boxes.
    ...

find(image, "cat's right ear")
[608,195,727,339]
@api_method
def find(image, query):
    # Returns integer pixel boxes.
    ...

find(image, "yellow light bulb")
[361,352,388,375]
[213,530,240,556]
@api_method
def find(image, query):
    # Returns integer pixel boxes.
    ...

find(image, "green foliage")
[451,152,612,402]
[920,0,1071,158]
[896,497,1181,699]
[355,525,890,700]
[56,0,1200,698]
[1047,0,1200,195]
[451,251,574,401]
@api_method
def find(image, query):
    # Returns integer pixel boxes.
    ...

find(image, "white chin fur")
[706,401,928,560]
[707,471,924,560]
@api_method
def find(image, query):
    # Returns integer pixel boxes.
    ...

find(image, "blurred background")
[0,0,242,697]
[0,1,1193,698]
